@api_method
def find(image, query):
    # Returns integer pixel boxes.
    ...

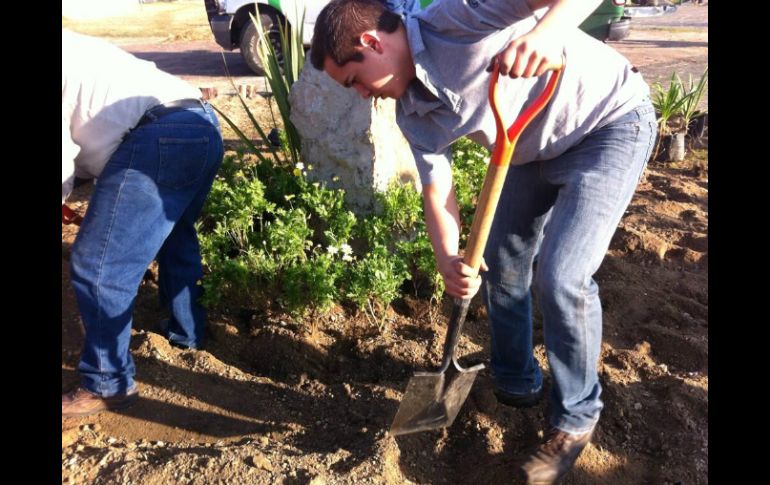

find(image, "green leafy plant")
[675,67,708,131]
[652,73,686,136]
[282,251,342,318]
[346,244,410,330]
[197,137,489,327]
[372,180,443,301]
[651,67,708,160]
[451,137,490,234]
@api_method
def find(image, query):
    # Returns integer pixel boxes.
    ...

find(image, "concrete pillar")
[289,61,420,213]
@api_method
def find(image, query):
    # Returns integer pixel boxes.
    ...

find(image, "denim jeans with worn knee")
[481,101,657,434]
[70,102,224,397]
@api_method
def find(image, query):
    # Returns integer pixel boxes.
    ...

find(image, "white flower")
[295,162,304,170]
[342,254,353,262]
[327,245,339,255]
[340,243,353,255]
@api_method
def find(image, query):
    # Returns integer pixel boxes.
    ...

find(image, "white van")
[204,0,328,74]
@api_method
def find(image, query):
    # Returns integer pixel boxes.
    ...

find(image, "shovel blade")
[389,366,482,436]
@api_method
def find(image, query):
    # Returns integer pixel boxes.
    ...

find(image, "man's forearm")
[422,182,462,266]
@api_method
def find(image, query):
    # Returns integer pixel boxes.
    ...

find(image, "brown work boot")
[517,427,594,484]
[62,386,139,418]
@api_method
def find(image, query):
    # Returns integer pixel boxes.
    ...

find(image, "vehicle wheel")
[239,12,284,75]
[607,17,631,42]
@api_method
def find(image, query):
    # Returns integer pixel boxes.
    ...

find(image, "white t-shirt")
[62,29,202,202]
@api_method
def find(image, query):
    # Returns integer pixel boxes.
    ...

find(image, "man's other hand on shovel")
[439,255,488,299]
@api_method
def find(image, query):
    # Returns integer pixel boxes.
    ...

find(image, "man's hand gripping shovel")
[389,60,564,436]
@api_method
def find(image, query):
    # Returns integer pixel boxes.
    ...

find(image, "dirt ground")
[62,3,708,484]
[61,148,708,484]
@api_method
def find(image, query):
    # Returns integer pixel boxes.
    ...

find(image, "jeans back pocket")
[157,137,210,189]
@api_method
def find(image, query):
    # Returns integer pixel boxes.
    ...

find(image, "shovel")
[390,61,564,436]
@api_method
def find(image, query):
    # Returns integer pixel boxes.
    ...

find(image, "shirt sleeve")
[409,143,453,187]
[419,0,536,34]
[62,115,79,204]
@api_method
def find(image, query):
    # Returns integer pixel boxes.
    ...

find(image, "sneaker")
[495,386,543,409]
[518,427,594,484]
[62,386,139,418]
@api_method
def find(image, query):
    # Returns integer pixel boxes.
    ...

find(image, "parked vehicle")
[204,0,324,74]
[580,0,631,42]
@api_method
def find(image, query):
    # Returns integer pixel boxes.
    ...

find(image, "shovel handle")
[436,64,563,372]
[462,63,563,273]
[438,297,471,373]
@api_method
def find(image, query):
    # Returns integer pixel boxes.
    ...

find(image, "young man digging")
[310,0,656,482]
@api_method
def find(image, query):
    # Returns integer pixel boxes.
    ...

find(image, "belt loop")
[143,110,160,124]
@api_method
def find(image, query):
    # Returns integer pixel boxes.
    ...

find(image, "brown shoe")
[62,386,139,418]
[518,427,594,484]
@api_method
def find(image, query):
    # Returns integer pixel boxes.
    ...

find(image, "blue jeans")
[481,102,657,433]
[70,101,224,397]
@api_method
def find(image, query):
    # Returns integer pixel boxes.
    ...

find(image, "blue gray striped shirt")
[396,0,650,185]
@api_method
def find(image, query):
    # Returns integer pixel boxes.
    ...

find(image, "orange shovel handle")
[489,63,563,167]
[463,64,563,273]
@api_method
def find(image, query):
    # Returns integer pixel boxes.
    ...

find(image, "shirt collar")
[399,15,463,117]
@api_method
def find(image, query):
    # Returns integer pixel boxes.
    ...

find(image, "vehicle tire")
[607,17,631,42]
[239,11,284,75]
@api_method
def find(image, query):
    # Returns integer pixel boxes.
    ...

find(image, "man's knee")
[532,262,584,305]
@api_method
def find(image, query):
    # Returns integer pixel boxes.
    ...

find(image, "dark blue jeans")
[481,102,657,433]
[70,102,224,397]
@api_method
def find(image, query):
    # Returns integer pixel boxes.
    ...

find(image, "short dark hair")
[310,0,402,70]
